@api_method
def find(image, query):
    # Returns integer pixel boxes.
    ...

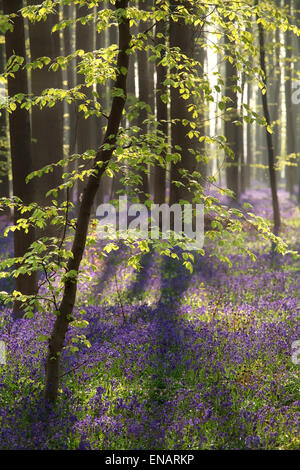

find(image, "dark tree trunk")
[245,81,252,188]
[271,28,281,160]
[0,39,9,206]
[137,0,152,201]
[224,33,240,201]
[285,0,296,196]
[195,35,207,184]
[169,0,197,205]
[240,75,246,194]
[44,0,131,405]
[62,4,76,207]
[154,9,167,204]
[3,0,38,317]
[257,5,281,234]
[109,12,125,202]
[297,2,300,204]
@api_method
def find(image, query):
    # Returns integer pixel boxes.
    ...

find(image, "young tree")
[0,0,291,408]
[44,0,131,404]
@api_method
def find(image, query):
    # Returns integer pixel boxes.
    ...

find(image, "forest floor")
[0,187,299,450]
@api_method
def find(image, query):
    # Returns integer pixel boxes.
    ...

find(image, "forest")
[0,0,299,452]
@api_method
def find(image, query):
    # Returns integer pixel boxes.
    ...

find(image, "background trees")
[3,0,38,317]
[29,0,64,208]
[224,31,240,201]
[169,1,199,205]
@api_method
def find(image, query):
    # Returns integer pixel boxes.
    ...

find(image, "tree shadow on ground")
[140,253,193,449]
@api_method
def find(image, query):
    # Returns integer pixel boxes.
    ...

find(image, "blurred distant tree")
[224,31,240,201]
[3,0,38,316]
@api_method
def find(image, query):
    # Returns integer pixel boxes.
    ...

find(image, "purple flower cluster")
[0,188,299,449]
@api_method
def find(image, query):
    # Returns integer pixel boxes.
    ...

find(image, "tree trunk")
[44,0,131,405]
[245,81,252,188]
[0,38,9,206]
[224,32,240,201]
[169,1,197,205]
[154,8,167,204]
[3,0,38,317]
[137,0,151,201]
[257,4,281,234]
[285,0,296,196]
[63,2,76,155]
[239,75,246,194]
[271,28,281,160]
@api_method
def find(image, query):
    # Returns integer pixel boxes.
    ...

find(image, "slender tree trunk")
[240,75,246,194]
[137,0,151,201]
[105,5,123,201]
[63,5,76,153]
[271,28,281,160]
[195,34,207,184]
[245,81,252,188]
[257,5,281,234]
[285,0,296,196]
[3,0,38,317]
[297,1,300,204]
[63,2,77,207]
[154,9,167,204]
[224,32,240,200]
[95,5,105,149]
[63,2,76,155]
[44,0,131,405]
[0,38,9,206]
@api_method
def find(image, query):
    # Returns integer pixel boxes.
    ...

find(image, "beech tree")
[284,0,296,196]
[44,0,131,403]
